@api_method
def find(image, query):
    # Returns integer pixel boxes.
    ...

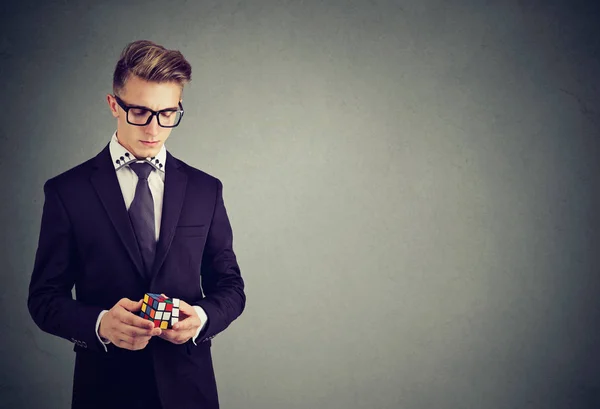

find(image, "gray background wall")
[1,0,599,408]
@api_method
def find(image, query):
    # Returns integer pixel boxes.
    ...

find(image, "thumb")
[118,298,143,312]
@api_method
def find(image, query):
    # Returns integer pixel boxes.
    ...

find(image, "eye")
[159,110,175,118]
[131,108,150,116]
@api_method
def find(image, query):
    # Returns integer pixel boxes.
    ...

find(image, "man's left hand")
[159,298,202,345]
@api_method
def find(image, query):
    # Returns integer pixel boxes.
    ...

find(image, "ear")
[107,94,119,118]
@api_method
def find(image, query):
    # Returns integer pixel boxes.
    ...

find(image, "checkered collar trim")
[109,132,166,173]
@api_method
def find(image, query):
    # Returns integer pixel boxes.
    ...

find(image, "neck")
[115,132,146,160]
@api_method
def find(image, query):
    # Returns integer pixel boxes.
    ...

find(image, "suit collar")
[90,146,187,282]
[91,145,145,278]
[150,151,187,279]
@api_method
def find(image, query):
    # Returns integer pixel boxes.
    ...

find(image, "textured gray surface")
[1,1,599,408]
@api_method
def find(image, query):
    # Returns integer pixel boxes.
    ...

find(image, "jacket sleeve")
[27,179,105,352]
[194,178,246,343]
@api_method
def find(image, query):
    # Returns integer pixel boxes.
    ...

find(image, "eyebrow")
[129,103,180,111]
[117,96,179,111]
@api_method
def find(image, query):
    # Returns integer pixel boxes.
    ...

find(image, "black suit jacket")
[28,145,246,409]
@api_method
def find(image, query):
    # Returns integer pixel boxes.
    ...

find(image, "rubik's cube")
[139,293,180,329]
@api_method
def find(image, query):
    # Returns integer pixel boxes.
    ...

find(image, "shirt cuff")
[191,305,208,346]
[95,310,111,352]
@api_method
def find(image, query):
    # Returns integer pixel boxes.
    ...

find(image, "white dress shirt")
[95,132,207,351]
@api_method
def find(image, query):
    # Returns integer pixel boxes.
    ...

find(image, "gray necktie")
[128,162,156,276]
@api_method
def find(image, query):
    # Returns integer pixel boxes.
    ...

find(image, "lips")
[141,141,159,146]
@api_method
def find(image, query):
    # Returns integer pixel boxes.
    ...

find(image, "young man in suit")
[27,40,245,409]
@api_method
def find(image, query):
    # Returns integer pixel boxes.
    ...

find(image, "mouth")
[140,141,160,147]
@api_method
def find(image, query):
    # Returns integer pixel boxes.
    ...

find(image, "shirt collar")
[109,131,167,173]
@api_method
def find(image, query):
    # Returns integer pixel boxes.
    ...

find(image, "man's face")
[107,75,182,159]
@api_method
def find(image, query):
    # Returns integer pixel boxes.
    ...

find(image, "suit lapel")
[90,145,145,278]
[151,152,188,279]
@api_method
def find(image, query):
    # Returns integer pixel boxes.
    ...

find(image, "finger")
[119,323,161,338]
[131,339,150,350]
[122,333,153,345]
[114,337,146,351]
[116,331,154,350]
[173,316,200,331]
[161,334,187,345]
[117,298,143,312]
[115,332,135,345]
[160,329,188,340]
[132,337,152,349]
[119,309,155,330]
[114,338,133,350]
[160,329,176,336]
[132,335,153,344]
[159,330,177,341]
[177,300,195,315]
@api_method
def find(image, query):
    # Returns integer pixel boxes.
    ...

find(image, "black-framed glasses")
[114,95,184,128]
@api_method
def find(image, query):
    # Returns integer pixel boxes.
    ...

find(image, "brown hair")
[112,40,192,95]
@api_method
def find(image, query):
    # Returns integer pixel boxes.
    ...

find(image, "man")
[27,40,245,409]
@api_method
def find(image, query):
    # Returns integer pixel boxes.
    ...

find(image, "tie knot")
[129,162,153,180]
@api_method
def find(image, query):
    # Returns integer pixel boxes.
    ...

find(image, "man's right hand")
[98,298,162,350]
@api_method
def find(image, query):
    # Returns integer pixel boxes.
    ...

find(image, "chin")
[131,148,155,160]
[137,144,162,158]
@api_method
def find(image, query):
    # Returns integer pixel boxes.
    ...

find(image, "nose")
[145,114,160,136]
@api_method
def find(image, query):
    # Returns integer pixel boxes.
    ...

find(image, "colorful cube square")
[139,293,180,329]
